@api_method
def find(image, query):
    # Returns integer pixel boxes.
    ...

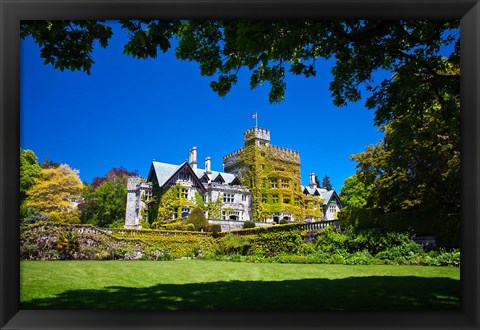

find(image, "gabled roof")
[195,169,240,185]
[149,161,206,193]
[213,173,225,183]
[302,185,342,206]
[148,162,181,187]
[148,161,242,191]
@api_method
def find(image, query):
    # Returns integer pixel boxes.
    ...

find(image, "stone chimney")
[309,173,317,188]
[189,147,198,171]
[205,156,212,174]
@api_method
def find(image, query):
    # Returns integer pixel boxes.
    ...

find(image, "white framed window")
[182,188,189,199]
[242,195,247,202]
[223,193,234,203]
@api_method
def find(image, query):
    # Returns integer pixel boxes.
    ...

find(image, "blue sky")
[20,21,384,192]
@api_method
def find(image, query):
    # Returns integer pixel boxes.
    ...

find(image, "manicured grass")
[21,259,460,310]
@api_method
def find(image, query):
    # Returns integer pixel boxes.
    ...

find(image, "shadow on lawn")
[22,276,460,311]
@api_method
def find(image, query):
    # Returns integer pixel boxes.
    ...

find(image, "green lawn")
[21,259,460,310]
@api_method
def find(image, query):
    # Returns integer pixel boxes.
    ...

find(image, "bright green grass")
[21,260,460,310]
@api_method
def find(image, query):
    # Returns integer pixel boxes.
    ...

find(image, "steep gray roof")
[151,161,240,187]
[302,185,335,205]
[151,161,183,187]
[197,169,238,185]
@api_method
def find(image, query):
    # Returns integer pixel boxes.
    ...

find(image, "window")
[242,195,247,201]
[262,194,267,203]
[223,193,234,203]
[295,197,300,205]
[178,172,189,181]
[221,211,226,220]
[181,208,190,218]
[271,181,278,188]
[182,188,188,199]
[282,180,289,188]
[272,195,279,203]
[283,198,290,204]
[173,207,178,219]
[329,205,336,213]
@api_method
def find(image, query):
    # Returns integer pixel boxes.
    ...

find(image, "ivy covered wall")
[224,128,324,222]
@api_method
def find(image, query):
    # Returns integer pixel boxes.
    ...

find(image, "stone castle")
[125,127,342,230]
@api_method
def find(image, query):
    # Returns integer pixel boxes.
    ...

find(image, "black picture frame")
[1,0,479,329]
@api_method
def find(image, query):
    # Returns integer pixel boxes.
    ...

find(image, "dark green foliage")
[314,227,347,253]
[423,249,460,267]
[217,234,251,255]
[186,207,209,231]
[243,221,256,229]
[21,20,113,75]
[316,226,418,255]
[339,207,460,249]
[20,148,43,205]
[79,167,137,227]
[339,174,373,209]
[246,230,304,256]
[20,149,44,224]
[322,175,332,190]
[279,219,289,224]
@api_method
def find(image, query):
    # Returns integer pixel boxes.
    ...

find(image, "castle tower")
[223,127,305,223]
[244,127,271,147]
[125,176,152,228]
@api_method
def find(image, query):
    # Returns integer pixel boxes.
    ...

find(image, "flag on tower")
[252,112,258,127]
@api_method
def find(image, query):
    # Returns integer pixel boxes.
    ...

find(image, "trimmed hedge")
[245,230,304,256]
[215,230,305,256]
[121,234,218,258]
[218,222,307,236]
[339,208,460,249]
